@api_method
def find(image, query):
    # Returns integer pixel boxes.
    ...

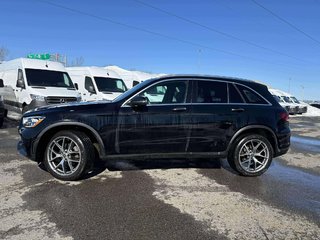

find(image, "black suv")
[19,75,290,180]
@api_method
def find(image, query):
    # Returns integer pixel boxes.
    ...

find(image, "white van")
[0,58,81,118]
[67,67,128,101]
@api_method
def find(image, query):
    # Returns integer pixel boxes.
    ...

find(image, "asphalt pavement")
[0,117,319,240]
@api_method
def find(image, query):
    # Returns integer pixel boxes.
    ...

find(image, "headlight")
[30,94,45,101]
[22,116,45,128]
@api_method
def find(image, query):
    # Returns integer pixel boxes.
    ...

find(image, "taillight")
[279,111,289,122]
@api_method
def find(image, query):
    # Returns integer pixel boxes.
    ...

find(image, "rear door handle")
[231,108,245,112]
[172,107,187,112]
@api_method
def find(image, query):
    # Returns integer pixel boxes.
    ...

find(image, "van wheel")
[227,134,273,176]
[44,130,95,181]
[0,117,3,128]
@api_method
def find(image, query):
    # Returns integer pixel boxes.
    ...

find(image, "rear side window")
[235,84,268,104]
[229,83,244,103]
[194,81,227,103]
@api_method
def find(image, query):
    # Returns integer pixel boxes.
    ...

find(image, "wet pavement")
[0,117,320,239]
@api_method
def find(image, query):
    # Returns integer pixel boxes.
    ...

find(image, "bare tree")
[68,56,84,67]
[0,47,9,62]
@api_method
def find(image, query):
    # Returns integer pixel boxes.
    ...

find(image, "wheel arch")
[34,122,106,162]
[228,125,278,156]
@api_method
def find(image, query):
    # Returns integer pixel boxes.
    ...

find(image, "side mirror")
[88,85,96,94]
[16,79,25,88]
[129,96,148,107]
[74,83,79,90]
[0,79,4,88]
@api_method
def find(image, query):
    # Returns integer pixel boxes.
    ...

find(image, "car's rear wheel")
[227,134,273,176]
[44,130,94,181]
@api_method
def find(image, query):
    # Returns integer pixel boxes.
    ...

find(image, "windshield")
[272,95,283,103]
[25,68,74,88]
[291,97,300,104]
[282,96,293,103]
[94,77,127,93]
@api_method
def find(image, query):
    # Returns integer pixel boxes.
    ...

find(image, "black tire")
[0,116,3,128]
[44,130,95,181]
[227,134,273,177]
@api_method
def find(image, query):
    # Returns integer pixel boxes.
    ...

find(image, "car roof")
[147,74,262,86]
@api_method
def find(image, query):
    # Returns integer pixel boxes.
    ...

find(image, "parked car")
[288,96,307,114]
[19,75,290,180]
[0,58,81,117]
[269,89,296,114]
[67,67,128,101]
[310,102,320,109]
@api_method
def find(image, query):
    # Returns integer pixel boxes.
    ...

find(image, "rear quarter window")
[235,84,268,104]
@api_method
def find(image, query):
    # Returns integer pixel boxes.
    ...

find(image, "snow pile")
[105,65,164,88]
[302,104,320,117]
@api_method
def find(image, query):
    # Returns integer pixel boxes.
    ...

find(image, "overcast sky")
[1,0,320,100]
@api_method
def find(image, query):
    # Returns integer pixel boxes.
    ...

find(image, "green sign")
[27,53,51,60]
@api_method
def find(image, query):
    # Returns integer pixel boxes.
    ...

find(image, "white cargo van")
[67,67,127,101]
[0,58,81,118]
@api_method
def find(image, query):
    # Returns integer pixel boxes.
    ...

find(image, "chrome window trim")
[121,77,272,107]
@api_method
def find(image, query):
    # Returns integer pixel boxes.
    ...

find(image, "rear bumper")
[274,131,291,157]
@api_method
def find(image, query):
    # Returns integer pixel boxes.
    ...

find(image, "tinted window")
[25,69,74,88]
[236,84,267,104]
[229,83,244,103]
[195,81,227,103]
[138,80,187,105]
[94,77,127,93]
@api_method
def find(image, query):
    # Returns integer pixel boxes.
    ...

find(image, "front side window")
[85,76,95,93]
[94,77,127,93]
[25,69,74,88]
[236,84,268,104]
[137,80,188,105]
[194,80,227,103]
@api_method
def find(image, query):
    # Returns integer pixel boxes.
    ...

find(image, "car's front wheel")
[44,130,94,181]
[227,134,273,176]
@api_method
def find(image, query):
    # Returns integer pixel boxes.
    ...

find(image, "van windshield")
[291,97,300,104]
[94,77,127,93]
[25,69,75,88]
[282,96,293,103]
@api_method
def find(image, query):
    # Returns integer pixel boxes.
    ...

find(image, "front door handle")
[231,108,245,112]
[172,107,187,112]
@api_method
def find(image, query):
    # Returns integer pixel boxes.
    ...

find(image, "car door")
[188,80,245,153]
[116,79,192,155]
